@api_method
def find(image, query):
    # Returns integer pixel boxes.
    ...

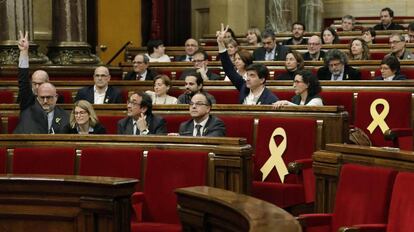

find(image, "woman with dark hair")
[276,49,305,80]
[273,70,323,108]
[375,56,407,81]
[66,100,106,134]
[321,27,340,44]
[361,27,376,44]
[224,27,238,44]
[145,39,171,62]
[224,48,253,81]
[348,38,370,60]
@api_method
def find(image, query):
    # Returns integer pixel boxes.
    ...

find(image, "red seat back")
[0,147,7,173]
[162,114,190,133]
[142,149,208,224]
[12,147,76,175]
[271,91,296,101]
[206,89,239,104]
[221,115,254,145]
[57,90,73,103]
[331,164,397,232]
[0,90,14,103]
[98,115,124,134]
[354,91,411,147]
[320,91,355,123]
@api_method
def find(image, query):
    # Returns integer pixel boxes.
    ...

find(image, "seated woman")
[273,70,323,108]
[145,39,171,62]
[224,48,253,81]
[361,27,376,45]
[375,55,407,81]
[348,38,370,60]
[226,39,239,63]
[245,27,262,47]
[145,74,178,104]
[321,27,340,44]
[66,100,106,134]
[276,49,304,80]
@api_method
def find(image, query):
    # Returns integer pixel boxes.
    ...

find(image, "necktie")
[136,74,142,80]
[195,124,202,136]
[188,56,192,61]
[133,122,138,135]
[333,74,340,80]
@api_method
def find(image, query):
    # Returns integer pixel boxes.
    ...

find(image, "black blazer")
[252,45,289,61]
[124,69,158,80]
[303,50,326,61]
[117,114,167,135]
[317,65,361,81]
[74,86,123,104]
[219,51,278,104]
[179,68,221,80]
[282,38,308,45]
[175,55,191,62]
[65,123,107,134]
[373,22,405,30]
[374,75,407,80]
[179,115,226,137]
[276,70,296,80]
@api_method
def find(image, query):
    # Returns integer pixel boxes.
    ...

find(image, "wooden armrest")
[339,224,387,232]
[288,158,313,175]
[296,213,332,227]
[131,192,145,222]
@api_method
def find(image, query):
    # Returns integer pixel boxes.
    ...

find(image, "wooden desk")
[0,174,136,232]
[176,186,302,232]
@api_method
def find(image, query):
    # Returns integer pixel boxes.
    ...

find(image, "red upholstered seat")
[56,90,73,103]
[0,147,7,173]
[98,115,124,134]
[271,90,296,101]
[400,67,414,79]
[298,164,397,232]
[320,91,355,123]
[162,114,189,133]
[206,89,239,104]
[221,115,254,145]
[12,147,76,175]
[252,117,317,208]
[131,149,208,232]
[0,90,14,103]
[354,91,412,149]
[371,51,387,60]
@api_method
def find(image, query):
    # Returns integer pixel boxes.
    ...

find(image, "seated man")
[282,22,308,45]
[303,35,326,61]
[253,29,288,61]
[408,22,414,43]
[117,91,166,135]
[124,54,158,80]
[14,31,69,134]
[340,15,355,31]
[178,92,226,137]
[373,7,404,30]
[176,38,199,61]
[179,49,221,80]
[387,33,413,60]
[177,71,216,104]
[317,49,361,81]
[75,66,123,104]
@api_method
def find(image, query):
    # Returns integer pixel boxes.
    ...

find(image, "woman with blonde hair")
[66,100,106,134]
[145,74,178,104]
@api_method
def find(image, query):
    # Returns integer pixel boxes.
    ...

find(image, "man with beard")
[178,92,226,137]
[282,22,308,45]
[117,91,166,135]
[317,49,361,81]
[177,71,216,104]
[252,29,288,61]
[373,7,404,31]
[303,35,326,61]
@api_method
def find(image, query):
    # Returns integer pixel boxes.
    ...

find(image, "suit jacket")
[124,68,158,80]
[276,70,296,80]
[303,50,326,61]
[282,38,308,45]
[117,114,167,135]
[373,22,405,30]
[65,123,107,134]
[252,45,289,61]
[219,51,278,104]
[14,101,69,134]
[374,75,407,80]
[175,55,192,62]
[386,50,414,60]
[317,65,361,81]
[179,115,226,137]
[177,91,216,104]
[74,86,123,104]
[179,68,221,80]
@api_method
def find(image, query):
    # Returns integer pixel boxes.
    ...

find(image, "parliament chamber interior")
[1,0,414,231]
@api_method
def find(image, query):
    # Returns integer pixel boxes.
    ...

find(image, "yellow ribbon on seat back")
[260,127,288,183]
[367,98,390,134]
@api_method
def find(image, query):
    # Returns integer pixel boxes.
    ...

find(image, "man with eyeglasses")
[178,92,225,137]
[252,29,288,61]
[386,33,413,60]
[14,31,69,134]
[176,38,199,62]
[303,35,326,61]
[124,53,158,81]
[74,66,123,104]
[117,91,166,135]
[179,49,221,80]
[317,49,361,81]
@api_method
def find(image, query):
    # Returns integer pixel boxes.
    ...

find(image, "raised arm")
[17,31,35,110]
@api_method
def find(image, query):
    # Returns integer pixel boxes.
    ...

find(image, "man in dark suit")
[373,7,405,31]
[124,54,158,80]
[282,22,308,45]
[13,31,69,134]
[179,49,221,80]
[253,29,288,61]
[317,49,361,81]
[117,91,166,135]
[75,66,123,104]
[175,38,199,61]
[303,35,326,61]
[178,92,225,137]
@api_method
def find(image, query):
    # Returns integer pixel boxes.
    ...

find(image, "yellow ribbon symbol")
[260,127,288,183]
[367,98,390,134]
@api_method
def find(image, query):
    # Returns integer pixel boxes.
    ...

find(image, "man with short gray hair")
[124,53,158,80]
[317,49,361,81]
[387,33,413,60]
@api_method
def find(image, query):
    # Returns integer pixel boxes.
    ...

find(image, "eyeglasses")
[192,59,205,63]
[37,95,56,101]
[389,40,403,45]
[94,74,109,78]
[74,110,88,116]
[189,101,209,107]
[132,61,145,64]
[127,100,141,107]
[329,62,343,68]
[308,43,320,46]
